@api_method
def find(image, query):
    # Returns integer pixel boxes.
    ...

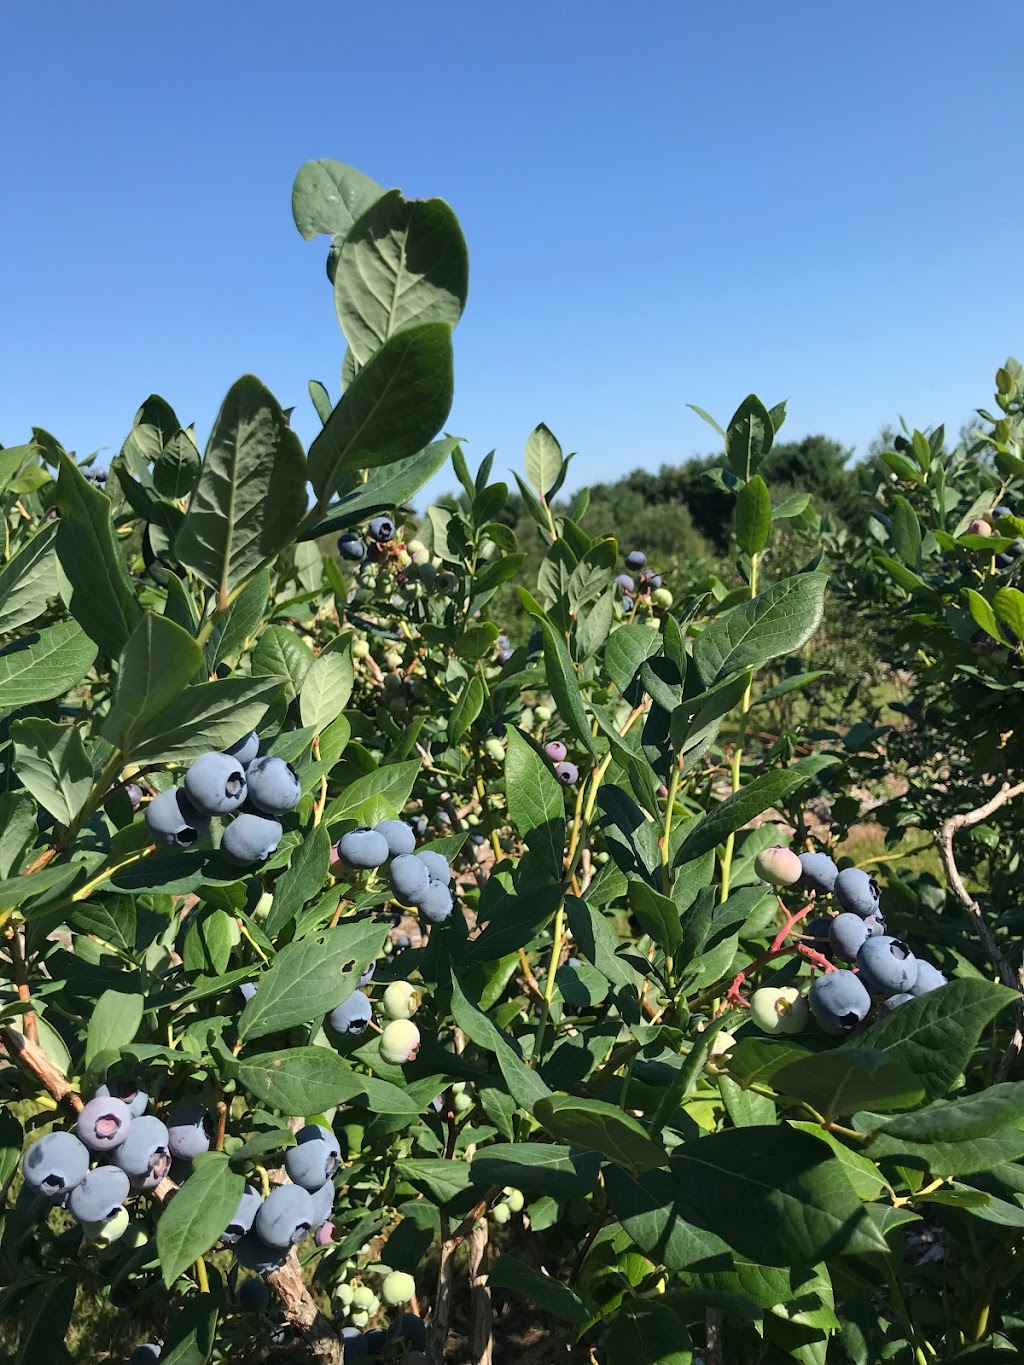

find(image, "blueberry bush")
[1,157,1023,1365]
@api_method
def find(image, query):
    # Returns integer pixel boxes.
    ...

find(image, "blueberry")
[144,786,210,848]
[329,991,373,1036]
[995,505,1013,518]
[390,854,430,906]
[95,1078,148,1118]
[834,867,882,918]
[544,741,567,763]
[379,1019,420,1065]
[224,730,260,768]
[909,960,947,996]
[182,752,247,817]
[807,970,872,1034]
[254,1184,315,1249]
[863,914,887,937]
[373,819,416,857]
[857,936,918,995]
[358,961,376,986]
[68,1165,130,1223]
[309,1178,335,1230]
[338,533,366,561]
[496,649,513,665]
[76,1096,133,1152]
[798,851,838,894]
[221,812,283,866]
[386,1313,427,1353]
[368,516,394,543]
[615,574,634,593]
[124,783,144,809]
[129,1347,162,1365]
[166,1102,214,1160]
[644,573,663,589]
[420,881,453,925]
[342,1329,369,1357]
[395,934,411,949]
[415,851,451,886]
[245,756,301,815]
[285,1124,341,1191]
[338,827,390,870]
[754,845,803,887]
[237,982,258,1005]
[238,1277,270,1313]
[554,762,579,786]
[21,1131,90,1198]
[233,1230,287,1272]
[113,1114,172,1190]
[222,1182,262,1245]
[624,550,647,570]
[411,814,429,839]
[621,596,633,612]
[877,992,914,1017]
[829,912,869,962]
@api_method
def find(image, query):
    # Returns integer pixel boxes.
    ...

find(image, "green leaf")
[772,1048,925,1119]
[534,1094,666,1174]
[157,1151,243,1288]
[54,454,141,658]
[103,613,204,755]
[0,621,98,711]
[175,375,308,606]
[233,1046,368,1115]
[773,492,813,519]
[855,1084,1024,1175]
[605,623,661,694]
[300,634,354,732]
[628,879,682,954]
[238,920,386,1041]
[152,426,201,500]
[448,674,485,745]
[334,189,469,367]
[856,980,1018,1101]
[291,158,384,240]
[300,439,460,540]
[11,719,92,826]
[676,767,815,863]
[605,1165,731,1271]
[694,574,828,686]
[735,475,771,556]
[205,567,270,668]
[890,495,922,566]
[0,522,59,634]
[669,1126,888,1266]
[0,862,83,913]
[787,1122,889,1201]
[604,1301,692,1365]
[252,624,313,701]
[263,824,332,937]
[525,423,563,499]
[395,1157,475,1206]
[450,972,551,1111]
[159,1294,219,1365]
[461,881,562,964]
[471,1142,599,1197]
[966,589,1007,645]
[0,443,37,492]
[725,394,774,480]
[85,989,144,1068]
[504,729,566,880]
[128,676,284,764]
[14,1276,77,1365]
[488,1255,588,1325]
[993,586,1024,640]
[325,760,420,826]
[520,599,597,758]
[306,323,455,502]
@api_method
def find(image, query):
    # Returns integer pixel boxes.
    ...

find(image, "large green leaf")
[300,438,459,541]
[604,1301,692,1365]
[156,1151,243,1288]
[604,1165,731,1271]
[450,972,551,1111]
[735,475,771,556]
[334,190,468,367]
[55,454,141,658]
[0,522,59,634]
[325,760,420,825]
[85,989,144,1067]
[605,623,661,694]
[854,1085,1024,1175]
[772,1048,925,1119]
[299,634,354,732]
[175,375,308,606]
[153,427,201,501]
[233,1046,368,1115]
[676,767,815,863]
[693,574,828,686]
[471,1143,600,1197]
[489,1255,589,1325]
[263,824,332,938]
[102,613,203,755]
[128,675,283,764]
[725,394,774,480]
[520,596,597,758]
[307,323,455,502]
[0,621,98,710]
[534,1094,665,1174]
[205,567,269,668]
[504,728,566,880]
[291,158,384,240]
[237,920,386,1041]
[525,424,563,499]
[251,624,313,701]
[11,719,93,826]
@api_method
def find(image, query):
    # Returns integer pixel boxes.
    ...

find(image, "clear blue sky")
[2,2,1021,505]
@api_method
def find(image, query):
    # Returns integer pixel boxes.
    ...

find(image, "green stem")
[883,1259,927,1365]
[531,900,565,1067]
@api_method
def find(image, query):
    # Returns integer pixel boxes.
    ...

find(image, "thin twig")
[467,1219,493,1365]
[6,928,38,1045]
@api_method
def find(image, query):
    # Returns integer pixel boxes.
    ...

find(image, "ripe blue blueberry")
[420,881,453,925]
[224,730,260,768]
[237,982,257,1005]
[222,1182,262,1245]
[364,1328,387,1357]
[373,819,416,857]
[544,741,567,763]
[233,1230,287,1272]
[238,1277,270,1313]
[644,573,662,590]
[909,960,947,996]
[496,648,513,665]
[994,505,1013,519]
[22,1131,90,1198]
[95,1077,148,1118]
[338,533,366,561]
[245,756,301,816]
[76,1096,133,1152]
[144,786,210,848]
[113,1115,172,1190]
[166,1102,214,1160]
[857,936,918,995]
[834,867,882,918]
[624,550,646,570]
[390,854,430,906]
[415,850,451,885]
[68,1165,130,1223]
[622,595,634,612]
[828,913,868,963]
[368,516,394,543]
[309,1177,335,1230]
[342,1329,370,1357]
[616,574,634,593]
[338,827,390,870]
[184,752,247,816]
[285,1124,341,1191]
[124,783,143,809]
[411,814,428,839]
[863,914,887,937]
[395,933,411,949]
[329,991,373,1036]
[387,1313,427,1353]
[254,1183,315,1249]
[798,851,839,894]
[221,812,283,867]
[554,762,579,786]
[129,1347,162,1365]
[877,991,914,1017]
[808,970,872,1034]
[359,961,376,986]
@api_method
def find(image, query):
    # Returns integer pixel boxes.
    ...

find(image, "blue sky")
[1,1,1021,505]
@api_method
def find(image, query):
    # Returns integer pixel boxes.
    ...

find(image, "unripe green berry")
[381,1271,416,1306]
[385,651,403,670]
[379,1019,420,1065]
[453,1091,472,1114]
[82,1206,130,1246]
[749,986,808,1035]
[253,891,274,920]
[350,1309,370,1328]
[333,1284,354,1310]
[504,1188,525,1213]
[535,705,552,722]
[754,845,803,887]
[383,981,421,1021]
[412,548,430,566]
[407,539,426,556]
[484,737,505,762]
[351,1285,377,1311]
[706,1029,736,1072]
[652,587,673,608]
[491,1202,511,1224]
[353,640,371,659]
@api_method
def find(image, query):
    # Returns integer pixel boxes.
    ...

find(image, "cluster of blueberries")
[337,516,396,564]
[543,739,578,788]
[966,504,1024,570]
[616,548,673,613]
[144,730,298,866]
[336,818,456,927]
[325,972,424,1071]
[752,845,948,1035]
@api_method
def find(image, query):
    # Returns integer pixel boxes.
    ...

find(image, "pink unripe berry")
[754,845,803,887]
[314,1222,335,1246]
[544,741,567,763]
[968,518,992,536]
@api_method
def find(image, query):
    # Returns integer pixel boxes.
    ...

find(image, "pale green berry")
[453,1091,472,1114]
[385,651,403,671]
[407,539,426,556]
[706,1029,736,1072]
[754,845,803,887]
[379,1019,420,1065]
[226,917,241,948]
[652,587,673,608]
[412,548,430,566]
[351,1285,377,1311]
[82,1206,130,1246]
[750,987,808,1035]
[381,1271,416,1307]
[466,813,480,827]
[484,738,505,762]
[491,1202,511,1224]
[535,705,552,723]
[383,981,421,1021]
[504,1188,525,1213]
[353,640,371,660]
[350,1310,370,1328]
[253,891,274,921]
[333,1284,354,1310]
[451,1081,467,1094]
